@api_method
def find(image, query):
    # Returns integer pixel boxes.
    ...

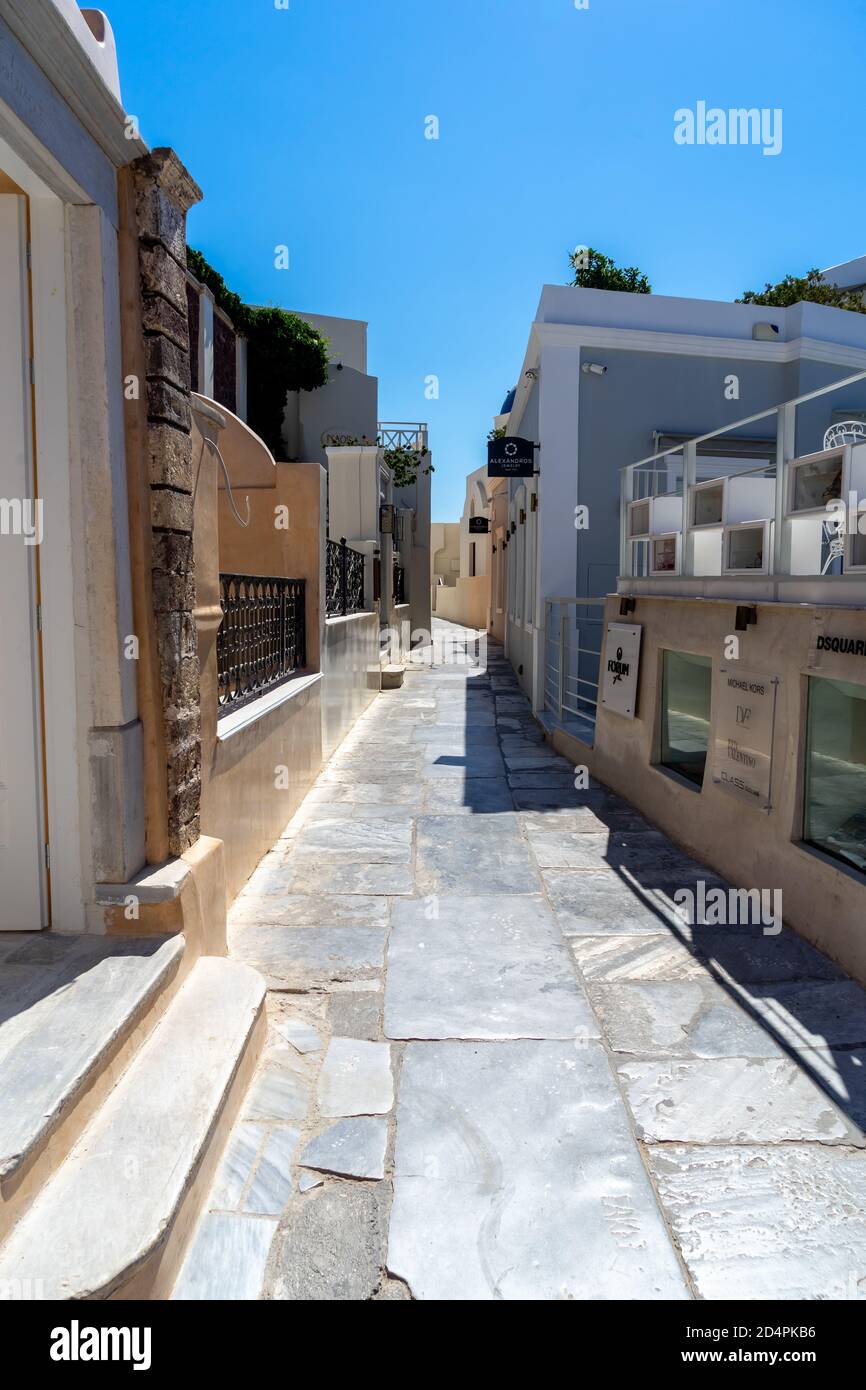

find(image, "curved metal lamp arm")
[205,438,251,528]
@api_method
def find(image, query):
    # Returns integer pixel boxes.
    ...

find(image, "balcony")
[378,421,429,452]
[619,369,866,607]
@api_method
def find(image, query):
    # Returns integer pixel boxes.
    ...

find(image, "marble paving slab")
[571,934,714,983]
[229,893,388,927]
[274,1016,322,1055]
[589,980,785,1059]
[519,805,651,834]
[173,1213,278,1300]
[618,1056,865,1144]
[385,895,597,1041]
[328,990,382,1041]
[387,1040,688,1300]
[318,1038,394,1117]
[420,752,507,781]
[422,779,514,815]
[277,860,414,896]
[415,815,540,895]
[228,925,387,990]
[300,1117,388,1180]
[242,1126,301,1216]
[543,871,688,935]
[242,1053,312,1125]
[647,1144,866,1300]
[724,979,866,1052]
[503,753,575,773]
[512,787,612,808]
[527,828,704,875]
[289,818,412,864]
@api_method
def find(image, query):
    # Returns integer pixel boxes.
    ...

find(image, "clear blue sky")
[105,0,865,518]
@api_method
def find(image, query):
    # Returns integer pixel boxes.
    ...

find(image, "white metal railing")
[378,422,429,452]
[619,369,866,586]
[544,598,606,744]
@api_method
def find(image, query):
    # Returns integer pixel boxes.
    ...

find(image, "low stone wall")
[322,612,380,758]
[202,678,323,903]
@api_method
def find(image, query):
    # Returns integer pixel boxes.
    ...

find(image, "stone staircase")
[0,933,266,1300]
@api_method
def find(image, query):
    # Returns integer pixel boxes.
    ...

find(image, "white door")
[0,193,47,930]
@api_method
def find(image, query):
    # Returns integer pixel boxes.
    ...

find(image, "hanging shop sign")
[487,437,536,479]
[468,516,490,534]
[600,623,642,719]
[712,666,780,811]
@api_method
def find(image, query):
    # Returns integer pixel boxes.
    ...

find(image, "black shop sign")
[487,437,536,479]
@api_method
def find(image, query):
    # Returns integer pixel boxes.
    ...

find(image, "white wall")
[322,612,380,758]
[292,312,368,373]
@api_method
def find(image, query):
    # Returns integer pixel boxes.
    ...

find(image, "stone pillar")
[131,149,204,857]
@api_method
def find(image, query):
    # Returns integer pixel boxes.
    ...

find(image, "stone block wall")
[131,149,204,857]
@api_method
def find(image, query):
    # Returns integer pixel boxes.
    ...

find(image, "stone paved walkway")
[174,621,866,1301]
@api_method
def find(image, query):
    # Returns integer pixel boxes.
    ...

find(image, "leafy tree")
[186,247,330,455]
[384,446,434,489]
[736,268,866,314]
[568,247,651,294]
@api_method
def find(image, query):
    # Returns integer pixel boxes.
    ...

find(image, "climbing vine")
[186,247,330,455]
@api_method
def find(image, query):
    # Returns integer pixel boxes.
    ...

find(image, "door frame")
[0,184,49,928]
[0,137,87,931]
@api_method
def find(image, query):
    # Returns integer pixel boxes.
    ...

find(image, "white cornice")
[0,0,147,167]
[507,322,866,435]
[534,321,866,367]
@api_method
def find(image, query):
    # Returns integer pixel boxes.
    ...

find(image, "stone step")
[0,957,266,1300]
[380,665,405,690]
[0,934,187,1229]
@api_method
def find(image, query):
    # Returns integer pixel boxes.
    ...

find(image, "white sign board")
[601,623,642,718]
[712,666,779,811]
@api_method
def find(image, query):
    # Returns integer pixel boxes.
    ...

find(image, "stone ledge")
[96,856,191,907]
[217,672,323,742]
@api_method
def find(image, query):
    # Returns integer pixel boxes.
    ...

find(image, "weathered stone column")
[131,149,203,857]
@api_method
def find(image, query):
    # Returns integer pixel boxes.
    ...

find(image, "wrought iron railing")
[393,560,406,606]
[326,538,366,618]
[218,574,306,713]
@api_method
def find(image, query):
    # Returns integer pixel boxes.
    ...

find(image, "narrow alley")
[174,620,866,1302]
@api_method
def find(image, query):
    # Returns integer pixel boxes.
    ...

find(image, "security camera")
[582,362,607,376]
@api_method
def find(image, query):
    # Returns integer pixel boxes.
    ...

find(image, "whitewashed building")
[501,282,866,725]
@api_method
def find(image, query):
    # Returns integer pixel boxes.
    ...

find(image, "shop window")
[660,651,712,787]
[804,676,866,874]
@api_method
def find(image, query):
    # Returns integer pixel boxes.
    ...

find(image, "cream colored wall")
[568,593,866,985]
[431,522,460,585]
[193,408,326,902]
[435,575,490,630]
[218,460,324,671]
